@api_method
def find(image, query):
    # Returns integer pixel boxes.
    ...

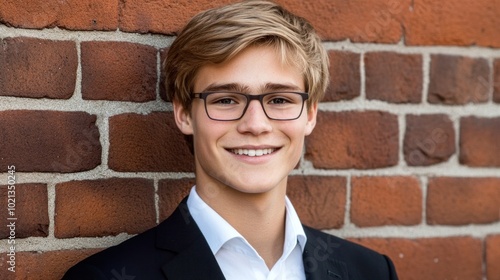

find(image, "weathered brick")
[494,59,500,103]
[55,178,155,238]
[0,37,77,99]
[158,178,194,221]
[427,177,500,225]
[0,183,48,238]
[120,0,234,34]
[159,47,169,102]
[365,52,422,103]
[351,176,422,227]
[0,0,118,30]
[0,110,101,172]
[305,111,399,169]
[0,249,102,280]
[81,41,157,102]
[352,237,483,280]
[287,176,346,229]
[282,0,408,43]
[404,114,455,166]
[323,51,360,102]
[428,55,490,104]
[487,235,500,280]
[460,116,500,167]
[403,0,500,47]
[108,112,194,172]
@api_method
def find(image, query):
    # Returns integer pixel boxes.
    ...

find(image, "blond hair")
[164,0,329,110]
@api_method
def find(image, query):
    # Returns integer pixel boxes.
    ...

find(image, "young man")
[64,1,399,279]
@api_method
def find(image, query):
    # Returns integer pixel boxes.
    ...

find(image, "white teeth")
[231,148,275,157]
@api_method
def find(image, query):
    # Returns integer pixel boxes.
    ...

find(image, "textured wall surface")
[0,0,499,279]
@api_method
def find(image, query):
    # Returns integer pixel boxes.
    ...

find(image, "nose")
[236,99,272,135]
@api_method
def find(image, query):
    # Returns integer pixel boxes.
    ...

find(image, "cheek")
[287,118,312,139]
[191,118,227,150]
[283,125,307,149]
[281,122,309,161]
[191,106,213,137]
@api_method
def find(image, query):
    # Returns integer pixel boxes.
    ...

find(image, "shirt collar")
[284,194,307,253]
[186,186,307,255]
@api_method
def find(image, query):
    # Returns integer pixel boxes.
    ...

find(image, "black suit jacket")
[63,198,398,280]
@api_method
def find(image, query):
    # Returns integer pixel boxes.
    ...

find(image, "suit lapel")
[161,236,225,280]
[156,198,225,280]
[303,227,349,280]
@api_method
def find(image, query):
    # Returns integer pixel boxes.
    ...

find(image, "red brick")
[460,117,500,167]
[287,176,346,229]
[58,0,119,30]
[0,0,118,30]
[81,41,157,102]
[108,112,194,172]
[0,110,101,172]
[403,0,500,47]
[365,52,422,103]
[427,177,500,225]
[305,111,399,169]
[159,47,169,102]
[494,59,500,103]
[487,235,500,280]
[0,37,77,99]
[428,55,490,104]
[323,51,360,102]
[55,178,155,238]
[158,178,194,221]
[404,114,455,166]
[120,0,234,34]
[0,183,48,238]
[282,0,408,43]
[351,176,422,227]
[0,249,102,280]
[352,237,483,280]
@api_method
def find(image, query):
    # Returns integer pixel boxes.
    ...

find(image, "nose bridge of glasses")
[244,94,267,116]
[244,94,264,107]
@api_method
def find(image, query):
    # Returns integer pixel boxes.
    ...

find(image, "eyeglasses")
[192,91,309,121]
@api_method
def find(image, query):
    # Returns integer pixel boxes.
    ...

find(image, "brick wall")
[0,0,499,279]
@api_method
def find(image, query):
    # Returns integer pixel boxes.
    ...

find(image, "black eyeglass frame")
[192,91,309,121]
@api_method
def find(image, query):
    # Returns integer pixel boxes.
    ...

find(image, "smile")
[230,148,276,157]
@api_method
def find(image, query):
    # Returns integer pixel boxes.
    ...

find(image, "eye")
[214,97,237,105]
[207,93,243,105]
[267,93,299,105]
[269,97,289,104]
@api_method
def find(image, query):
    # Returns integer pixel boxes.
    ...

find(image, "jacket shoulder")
[63,225,169,280]
[303,226,398,280]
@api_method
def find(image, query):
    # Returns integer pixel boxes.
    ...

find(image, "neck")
[196,181,287,269]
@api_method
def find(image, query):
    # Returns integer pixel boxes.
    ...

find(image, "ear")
[304,102,318,136]
[173,99,194,135]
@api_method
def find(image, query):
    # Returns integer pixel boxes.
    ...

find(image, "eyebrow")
[201,83,250,93]
[262,82,303,92]
[201,82,303,93]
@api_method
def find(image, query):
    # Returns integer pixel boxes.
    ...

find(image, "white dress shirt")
[187,186,307,280]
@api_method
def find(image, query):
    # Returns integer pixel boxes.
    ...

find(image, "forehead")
[193,45,305,93]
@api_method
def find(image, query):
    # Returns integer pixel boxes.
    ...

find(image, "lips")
[230,148,276,157]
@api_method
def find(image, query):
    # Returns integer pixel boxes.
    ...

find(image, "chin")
[228,177,287,195]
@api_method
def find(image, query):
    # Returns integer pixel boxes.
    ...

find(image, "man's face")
[174,45,317,196]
